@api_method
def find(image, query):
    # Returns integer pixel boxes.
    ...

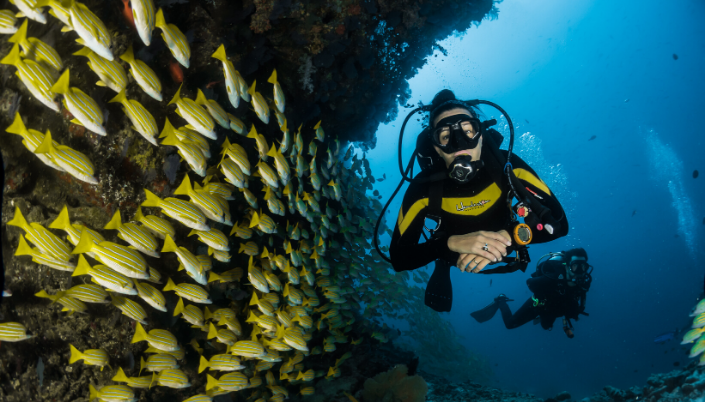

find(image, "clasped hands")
[447,230,512,273]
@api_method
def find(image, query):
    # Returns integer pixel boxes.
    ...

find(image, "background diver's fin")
[425,259,453,312]
[470,301,501,323]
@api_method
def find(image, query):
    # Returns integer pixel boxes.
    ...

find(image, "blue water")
[368,0,705,398]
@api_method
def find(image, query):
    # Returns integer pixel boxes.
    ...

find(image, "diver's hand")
[457,253,492,273]
[448,231,512,263]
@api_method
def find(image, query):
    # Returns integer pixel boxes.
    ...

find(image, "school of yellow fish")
[0,1,414,401]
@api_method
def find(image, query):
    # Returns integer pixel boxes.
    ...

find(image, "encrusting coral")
[362,364,428,402]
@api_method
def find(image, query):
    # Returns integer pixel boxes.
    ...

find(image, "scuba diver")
[376,89,568,312]
[471,248,592,338]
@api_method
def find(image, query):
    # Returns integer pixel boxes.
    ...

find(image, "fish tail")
[155,8,166,29]
[34,289,53,300]
[204,307,212,320]
[247,80,256,96]
[211,44,227,62]
[249,212,260,228]
[0,43,21,67]
[72,255,91,277]
[119,45,135,63]
[163,277,176,292]
[195,89,207,106]
[112,367,129,383]
[103,210,123,230]
[207,272,222,283]
[141,189,162,208]
[205,374,218,391]
[167,83,182,106]
[72,46,92,57]
[267,69,278,85]
[173,297,184,317]
[207,322,218,339]
[107,88,127,105]
[134,207,145,222]
[139,356,146,375]
[131,322,148,344]
[48,205,71,231]
[72,229,95,255]
[159,120,180,146]
[266,145,277,158]
[198,356,209,373]
[8,206,32,233]
[14,235,35,257]
[149,372,157,389]
[50,69,71,95]
[89,385,97,401]
[68,344,83,364]
[246,125,257,139]
[8,19,28,47]
[173,175,192,196]
[238,244,245,253]
[314,120,321,130]
[5,112,29,138]
[33,130,55,155]
[161,235,178,253]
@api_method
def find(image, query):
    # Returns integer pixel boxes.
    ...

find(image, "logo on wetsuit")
[456,199,490,212]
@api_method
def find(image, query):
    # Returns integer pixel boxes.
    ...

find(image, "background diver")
[471,248,592,338]
[381,89,568,312]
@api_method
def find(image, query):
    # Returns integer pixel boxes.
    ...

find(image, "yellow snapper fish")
[279,119,291,154]
[51,69,106,136]
[173,297,206,326]
[207,267,242,284]
[211,44,241,109]
[206,373,249,392]
[17,235,78,273]
[112,367,153,389]
[8,206,72,262]
[163,277,212,304]
[207,323,237,346]
[141,188,209,231]
[229,221,253,239]
[328,179,342,201]
[168,84,215,139]
[0,322,32,342]
[130,0,156,46]
[110,293,148,324]
[183,395,213,402]
[73,46,126,92]
[247,125,270,161]
[267,144,291,186]
[9,19,62,72]
[0,9,19,34]
[247,257,268,292]
[104,210,159,258]
[150,368,191,388]
[256,160,279,189]
[72,230,148,279]
[63,0,113,60]
[240,188,258,209]
[195,89,229,129]
[58,283,109,304]
[221,138,251,175]
[249,211,277,234]
[174,175,231,225]
[0,43,59,112]
[175,126,210,157]
[141,354,178,373]
[69,344,109,370]
[134,280,166,312]
[10,0,46,23]
[314,120,325,142]
[159,120,206,176]
[199,354,243,373]
[162,234,204,275]
[227,113,245,135]
[35,0,72,29]
[120,45,162,101]
[108,89,159,145]
[247,80,269,124]
[267,69,285,114]
[72,255,138,295]
[134,206,175,240]
[189,228,229,251]
[35,290,87,314]
[34,131,98,184]
[89,384,136,402]
[5,112,64,171]
[155,8,189,67]
[132,322,179,352]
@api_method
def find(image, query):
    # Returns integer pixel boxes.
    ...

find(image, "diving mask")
[430,114,481,154]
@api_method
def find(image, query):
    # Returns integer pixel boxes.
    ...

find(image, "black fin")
[424,260,452,312]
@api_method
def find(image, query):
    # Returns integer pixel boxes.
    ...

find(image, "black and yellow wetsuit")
[390,149,568,273]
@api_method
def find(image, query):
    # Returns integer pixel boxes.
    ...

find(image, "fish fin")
[247,80,256,96]
[14,11,25,18]
[173,175,192,196]
[141,189,162,208]
[149,372,157,389]
[103,210,123,230]
[207,272,221,283]
[5,111,29,137]
[7,19,27,45]
[249,212,260,228]
[112,367,129,382]
[195,89,207,106]
[205,374,218,391]
[68,344,83,364]
[198,355,209,373]
[89,385,97,401]
[72,229,95,254]
[267,69,277,84]
[14,235,35,257]
[96,81,106,87]
[207,322,217,339]
[119,45,134,63]
[7,206,31,232]
[60,25,72,33]
[131,322,148,344]
[167,83,182,106]
[163,277,176,292]
[161,235,178,253]
[173,297,184,317]
[70,119,83,126]
[0,43,21,67]
[49,205,71,230]
[173,108,182,118]
[139,356,146,375]
[177,263,184,271]
[155,8,166,28]
[72,255,91,277]
[211,44,227,62]
[108,89,127,104]
[72,46,92,57]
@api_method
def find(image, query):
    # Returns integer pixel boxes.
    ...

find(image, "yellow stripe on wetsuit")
[513,168,551,196]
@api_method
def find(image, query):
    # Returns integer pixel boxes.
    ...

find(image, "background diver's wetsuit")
[390,148,568,272]
[499,257,589,330]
